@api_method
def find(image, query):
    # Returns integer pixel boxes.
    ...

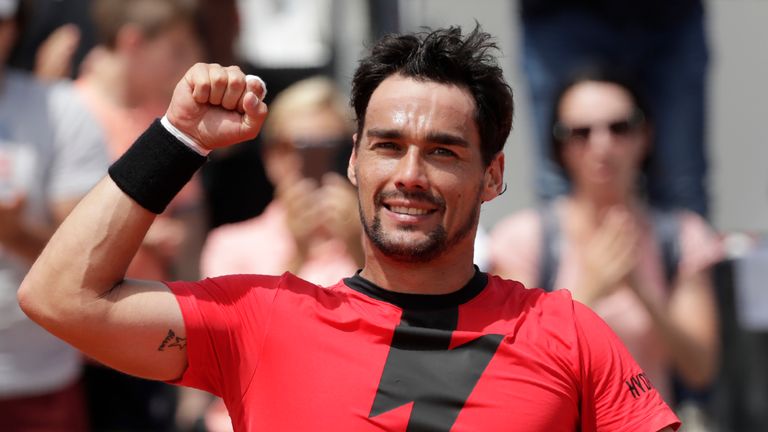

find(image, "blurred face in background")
[264,106,351,188]
[556,81,649,200]
[125,20,203,107]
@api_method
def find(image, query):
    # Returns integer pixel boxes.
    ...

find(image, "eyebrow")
[366,128,469,147]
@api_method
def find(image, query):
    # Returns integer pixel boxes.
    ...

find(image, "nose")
[393,145,429,191]
[587,126,614,155]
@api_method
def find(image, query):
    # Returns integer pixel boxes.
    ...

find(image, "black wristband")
[108,119,207,214]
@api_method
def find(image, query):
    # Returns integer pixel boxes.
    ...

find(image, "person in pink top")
[201,76,363,286]
[490,66,722,410]
[74,0,205,282]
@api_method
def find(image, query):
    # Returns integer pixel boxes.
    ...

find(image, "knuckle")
[211,72,228,86]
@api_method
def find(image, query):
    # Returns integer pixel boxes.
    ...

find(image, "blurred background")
[3,0,767,431]
[9,0,767,233]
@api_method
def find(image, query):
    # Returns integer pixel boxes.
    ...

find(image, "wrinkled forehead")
[364,75,479,139]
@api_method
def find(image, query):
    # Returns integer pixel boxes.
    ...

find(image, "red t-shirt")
[167,271,680,431]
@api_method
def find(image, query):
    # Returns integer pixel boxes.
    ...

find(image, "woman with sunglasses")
[489,65,722,418]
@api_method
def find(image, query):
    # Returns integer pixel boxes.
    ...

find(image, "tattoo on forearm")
[158,329,187,351]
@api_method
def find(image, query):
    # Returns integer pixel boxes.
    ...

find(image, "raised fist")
[165,63,268,151]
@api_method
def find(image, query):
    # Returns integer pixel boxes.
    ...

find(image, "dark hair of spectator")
[350,24,514,167]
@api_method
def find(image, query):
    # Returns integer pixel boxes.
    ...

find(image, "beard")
[360,187,481,263]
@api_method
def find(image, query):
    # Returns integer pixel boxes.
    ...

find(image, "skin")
[81,20,203,110]
[34,23,81,81]
[496,81,719,390]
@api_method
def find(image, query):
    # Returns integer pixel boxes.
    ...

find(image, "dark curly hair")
[351,24,514,167]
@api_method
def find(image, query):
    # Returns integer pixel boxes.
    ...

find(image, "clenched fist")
[165,63,268,151]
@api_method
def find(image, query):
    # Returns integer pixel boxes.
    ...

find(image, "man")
[19,26,679,431]
[0,0,107,429]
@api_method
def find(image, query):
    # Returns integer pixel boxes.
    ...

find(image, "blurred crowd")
[0,0,765,431]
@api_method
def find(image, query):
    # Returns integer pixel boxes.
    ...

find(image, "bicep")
[69,279,188,382]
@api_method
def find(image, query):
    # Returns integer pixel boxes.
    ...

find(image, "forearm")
[630,275,718,388]
[19,177,156,327]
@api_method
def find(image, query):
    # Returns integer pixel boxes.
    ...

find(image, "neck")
[571,184,635,210]
[359,235,478,295]
[567,186,640,227]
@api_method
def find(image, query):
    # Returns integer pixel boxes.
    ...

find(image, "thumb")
[241,91,268,137]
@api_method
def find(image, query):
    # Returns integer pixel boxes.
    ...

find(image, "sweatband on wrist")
[108,119,207,214]
[160,115,211,156]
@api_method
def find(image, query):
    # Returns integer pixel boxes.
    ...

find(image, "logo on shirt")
[369,308,504,431]
[625,372,653,399]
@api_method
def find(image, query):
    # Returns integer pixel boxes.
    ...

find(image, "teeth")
[390,206,430,216]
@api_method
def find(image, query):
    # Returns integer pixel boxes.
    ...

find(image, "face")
[128,21,203,106]
[557,81,648,195]
[265,107,350,186]
[349,74,503,263]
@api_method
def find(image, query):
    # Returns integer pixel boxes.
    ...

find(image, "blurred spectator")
[196,0,342,229]
[490,66,721,426]
[202,75,362,284]
[519,0,710,217]
[32,22,80,81]
[7,0,96,78]
[72,0,206,430]
[194,0,273,229]
[0,0,108,429]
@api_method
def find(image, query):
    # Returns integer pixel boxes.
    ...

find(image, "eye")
[608,120,632,136]
[431,147,458,157]
[570,127,591,141]
[372,141,401,151]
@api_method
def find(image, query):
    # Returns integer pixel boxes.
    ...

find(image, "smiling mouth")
[386,206,435,216]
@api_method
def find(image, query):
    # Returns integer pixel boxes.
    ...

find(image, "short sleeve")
[489,209,541,286]
[165,274,283,400]
[573,302,681,431]
[677,211,723,279]
[47,81,109,200]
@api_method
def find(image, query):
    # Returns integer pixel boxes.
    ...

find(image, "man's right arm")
[18,63,268,382]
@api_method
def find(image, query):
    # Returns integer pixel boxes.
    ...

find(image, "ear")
[347,133,358,186]
[481,152,505,202]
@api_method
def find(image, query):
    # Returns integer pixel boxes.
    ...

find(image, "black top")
[520,0,703,27]
[344,267,487,311]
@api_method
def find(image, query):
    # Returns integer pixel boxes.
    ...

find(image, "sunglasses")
[553,110,645,142]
